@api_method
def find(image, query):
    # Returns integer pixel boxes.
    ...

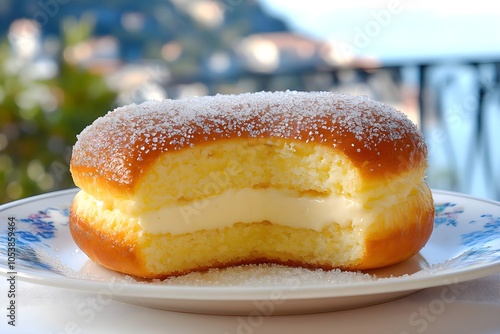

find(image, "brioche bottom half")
[69,184,433,279]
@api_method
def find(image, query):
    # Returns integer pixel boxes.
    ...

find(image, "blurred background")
[0,0,499,204]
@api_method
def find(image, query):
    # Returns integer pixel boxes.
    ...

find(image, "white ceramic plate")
[0,188,499,315]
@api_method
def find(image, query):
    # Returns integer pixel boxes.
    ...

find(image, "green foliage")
[0,17,117,203]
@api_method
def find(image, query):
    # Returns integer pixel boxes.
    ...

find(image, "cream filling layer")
[131,188,378,235]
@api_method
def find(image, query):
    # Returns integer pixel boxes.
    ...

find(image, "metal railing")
[160,60,500,200]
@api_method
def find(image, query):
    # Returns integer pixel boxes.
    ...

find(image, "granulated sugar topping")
[71,91,425,186]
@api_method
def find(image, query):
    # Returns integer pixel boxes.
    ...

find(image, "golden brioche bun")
[69,91,434,278]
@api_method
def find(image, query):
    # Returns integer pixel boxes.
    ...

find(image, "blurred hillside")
[0,0,293,203]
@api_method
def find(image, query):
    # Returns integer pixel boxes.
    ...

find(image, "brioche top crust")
[70,91,427,193]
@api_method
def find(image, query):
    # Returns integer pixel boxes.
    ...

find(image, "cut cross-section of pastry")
[69,91,434,278]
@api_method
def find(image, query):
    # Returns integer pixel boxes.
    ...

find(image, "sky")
[259,0,500,63]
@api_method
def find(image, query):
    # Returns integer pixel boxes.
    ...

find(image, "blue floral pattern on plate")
[463,214,500,247]
[0,208,69,272]
[429,201,500,268]
[434,202,464,227]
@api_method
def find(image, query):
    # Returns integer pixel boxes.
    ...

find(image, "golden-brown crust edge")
[69,201,148,276]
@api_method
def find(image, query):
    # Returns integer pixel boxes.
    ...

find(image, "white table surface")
[1,272,499,334]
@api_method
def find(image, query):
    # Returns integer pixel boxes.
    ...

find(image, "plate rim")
[0,188,499,301]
